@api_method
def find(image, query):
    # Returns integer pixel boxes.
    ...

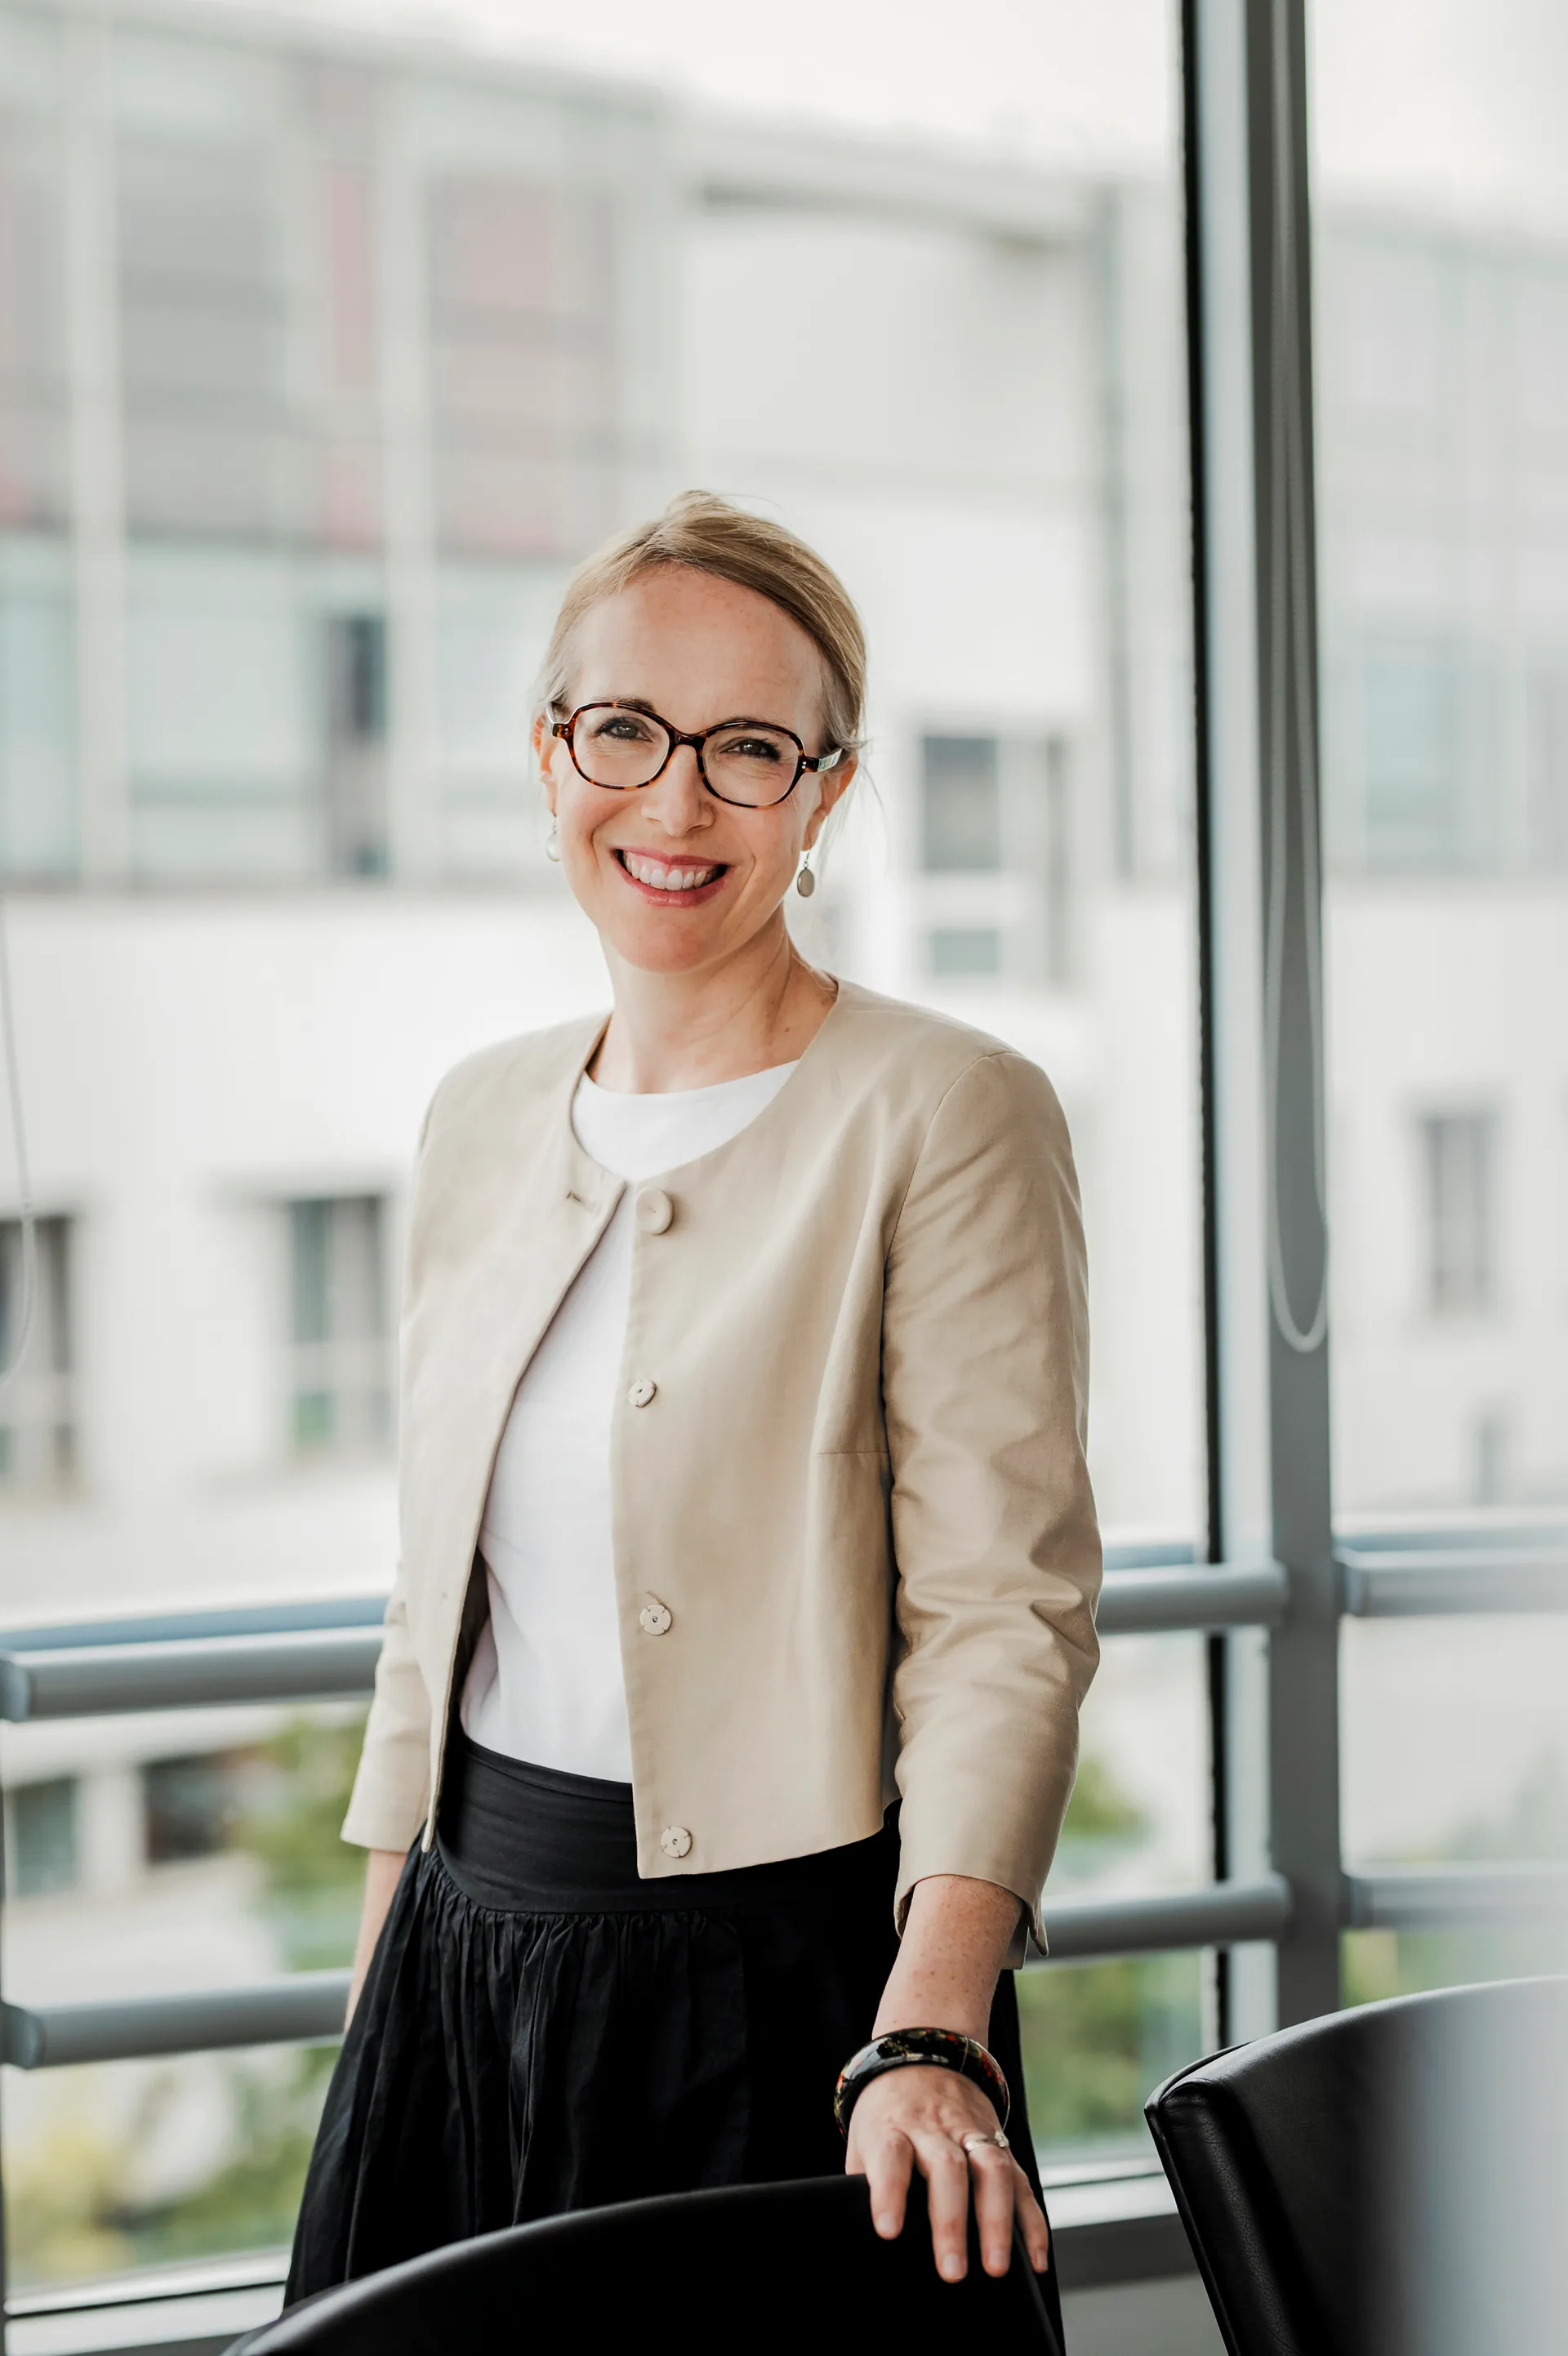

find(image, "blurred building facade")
[0,0,1206,1611]
[0,1,1209,2229]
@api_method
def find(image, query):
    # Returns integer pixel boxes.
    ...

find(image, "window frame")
[283,1191,394,1461]
[0,1211,78,1497]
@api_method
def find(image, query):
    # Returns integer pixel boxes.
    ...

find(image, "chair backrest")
[239,2175,1062,2354]
[1145,1974,1568,2356]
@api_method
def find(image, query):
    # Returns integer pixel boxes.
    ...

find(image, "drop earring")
[795,854,816,899]
[546,818,561,863]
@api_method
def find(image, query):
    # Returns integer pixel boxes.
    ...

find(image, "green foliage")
[1018,1751,1202,2159]
[231,1710,370,1970]
[1018,1951,1205,2157]
[120,2050,339,2268]
[11,1715,368,2288]
[1060,1753,1149,1845]
[7,2050,341,2287]
[1343,1743,1568,2013]
[1445,1749,1568,1866]
[5,2106,138,2287]
[1343,1923,1568,2009]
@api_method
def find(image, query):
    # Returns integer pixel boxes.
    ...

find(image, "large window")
[1313,2,1568,1517]
[0,0,1208,2287]
[1311,0,1568,2004]
[2,0,1561,2334]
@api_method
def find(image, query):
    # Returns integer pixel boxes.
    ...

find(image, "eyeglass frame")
[550,701,845,810]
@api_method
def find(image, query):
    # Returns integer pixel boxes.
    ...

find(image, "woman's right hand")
[345,1848,406,2027]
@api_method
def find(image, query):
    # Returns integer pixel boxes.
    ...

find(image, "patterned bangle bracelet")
[833,2028,1011,2139]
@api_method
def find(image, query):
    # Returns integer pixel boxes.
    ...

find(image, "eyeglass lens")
[572,707,801,806]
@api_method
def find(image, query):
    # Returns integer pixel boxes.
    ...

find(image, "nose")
[640,741,711,834]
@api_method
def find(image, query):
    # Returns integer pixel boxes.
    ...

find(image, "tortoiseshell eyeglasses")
[552,702,844,810]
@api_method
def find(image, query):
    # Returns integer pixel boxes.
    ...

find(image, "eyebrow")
[588,699,795,734]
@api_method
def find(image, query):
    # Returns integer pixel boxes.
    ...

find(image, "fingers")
[912,2129,973,2282]
[968,2140,1017,2276]
[852,2118,914,2242]
[1013,2162,1053,2273]
[843,2068,1051,2282]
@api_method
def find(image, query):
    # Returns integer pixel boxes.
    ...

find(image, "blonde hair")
[536,491,866,758]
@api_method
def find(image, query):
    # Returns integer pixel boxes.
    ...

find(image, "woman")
[287,493,1099,2320]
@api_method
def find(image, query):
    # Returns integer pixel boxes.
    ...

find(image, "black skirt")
[287,1731,1060,2334]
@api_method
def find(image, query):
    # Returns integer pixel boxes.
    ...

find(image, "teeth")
[623,852,719,892]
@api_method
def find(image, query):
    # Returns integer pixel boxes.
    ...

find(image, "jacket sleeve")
[882,1048,1101,1960]
[340,1570,432,1852]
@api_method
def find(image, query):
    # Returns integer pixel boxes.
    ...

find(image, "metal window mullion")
[1188,0,1278,2055]
[1187,0,1341,2038]
[1245,0,1340,2029]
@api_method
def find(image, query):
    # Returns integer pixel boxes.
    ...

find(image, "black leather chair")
[233,2175,1063,2354]
[1145,1973,1568,2356]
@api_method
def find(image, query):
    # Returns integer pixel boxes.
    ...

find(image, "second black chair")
[234,2173,1063,2355]
[1146,1972,1568,2356]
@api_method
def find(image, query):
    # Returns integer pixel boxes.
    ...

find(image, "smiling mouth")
[614,848,728,895]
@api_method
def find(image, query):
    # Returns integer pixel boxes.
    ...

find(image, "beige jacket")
[341,979,1101,1950]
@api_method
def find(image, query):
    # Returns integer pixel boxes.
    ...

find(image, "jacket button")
[627,1376,657,1408]
[635,1187,674,1234]
[639,1600,673,1635]
[660,1826,693,1858]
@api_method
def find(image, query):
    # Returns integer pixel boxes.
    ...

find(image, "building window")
[328,613,387,748]
[922,735,1001,872]
[325,610,389,878]
[919,733,1072,984]
[117,136,290,541]
[4,1777,78,1898]
[143,1753,244,1865]
[287,1194,390,1454]
[1419,1113,1497,1315]
[426,177,618,558]
[1360,643,1499,873]
[929,926,1002,978]
[0,1215,75,1493]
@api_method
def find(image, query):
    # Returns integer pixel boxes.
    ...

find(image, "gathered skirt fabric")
[287,1733,1054,2323]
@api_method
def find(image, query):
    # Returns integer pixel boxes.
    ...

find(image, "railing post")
[1187,0,1341,2036]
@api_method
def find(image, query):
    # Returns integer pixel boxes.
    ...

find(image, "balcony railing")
[4,1542,1564,2078]
[2,1535,1564,2356]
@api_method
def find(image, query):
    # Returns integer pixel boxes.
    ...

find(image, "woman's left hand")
[844,2059,1051,2282]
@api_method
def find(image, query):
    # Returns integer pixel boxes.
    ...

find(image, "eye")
[587,711,658,744]
[714,730,786,764]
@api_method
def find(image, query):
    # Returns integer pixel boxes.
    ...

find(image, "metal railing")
[1338,1544,1568,1619]
[0,1564,1286,1729]
[3,1544,1563,2080]
[0,1626,384,1724]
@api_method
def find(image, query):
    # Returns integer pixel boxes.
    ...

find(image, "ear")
[533,711,561,818]
[802,752,857,851]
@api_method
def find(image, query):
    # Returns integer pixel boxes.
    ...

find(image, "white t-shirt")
[460,1060,799,1779]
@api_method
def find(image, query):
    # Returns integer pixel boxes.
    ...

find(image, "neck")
[593,916,835,1092]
